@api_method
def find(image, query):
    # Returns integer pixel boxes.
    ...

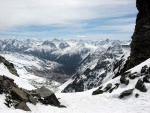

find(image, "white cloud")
[77,35,86,38]
[93,24,135,33]
[57,34,133,40]
[0,0,136,32]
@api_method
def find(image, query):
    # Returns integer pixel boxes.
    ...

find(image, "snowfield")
[0,52,62,91]
[0,63,35,90]
[0,57,150,113]
[0,87,150,113]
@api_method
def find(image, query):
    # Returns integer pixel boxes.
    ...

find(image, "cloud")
[77,35,86,38]
[0,0,137,39]
[90,23,135,33]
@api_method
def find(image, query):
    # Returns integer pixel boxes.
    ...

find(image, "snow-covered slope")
[0,39,130,75]
[0,59,35,90]
[61,40,130,92]
[0,39,131,92]
[1,89,150,113]
[0,52,69,91]
[0,47,150,113]
[0,58,150,113]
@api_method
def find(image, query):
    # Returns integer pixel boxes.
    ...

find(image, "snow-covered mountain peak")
[42,40,57,48]
[0,38,130,76]
[76,41,85,47]
[59,42,70,49]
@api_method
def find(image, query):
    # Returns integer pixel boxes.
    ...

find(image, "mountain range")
[0,0,150,113]
[0,39,130,91]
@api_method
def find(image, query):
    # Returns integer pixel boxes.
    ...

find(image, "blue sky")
[0,0,137,40]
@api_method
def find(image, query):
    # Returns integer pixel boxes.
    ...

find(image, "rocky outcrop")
[119,89,134,99]
[16,102,31,111]
[33,86,62,107]
[129,0,150,67]
[113,0,150,78]
[120,75,129,85]
[62,45,124,93]
[92,64,150,98]
[103,83,112,92]
[0,55,19,76]
[0,75,65,111]
[135,79,147,92]
[92,83,120,95]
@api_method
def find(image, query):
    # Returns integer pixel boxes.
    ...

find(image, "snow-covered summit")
[0,39,130,76]
[59,42,70,49]
[0,56,150,113]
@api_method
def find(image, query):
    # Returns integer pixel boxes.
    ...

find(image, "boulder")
[114,83,120,89]
[34,86,61,107]
[23,89,37,105]
[135,93,139,98]
[34,86,53,98]
[143,76,150,83]
[120,76,129,85]
[43,94,60,106]
[11,86,28,102]
[16,101,31,111]
[128,73,140,79]
[135,79,147,92]
[119,89,134,99]
[109,87,115,93]
[92,89,103,95]
[141,65,148,74]
[108,83,120,93]
[0,75,64,111]
[104,83,112,92]
[28,95,37,105]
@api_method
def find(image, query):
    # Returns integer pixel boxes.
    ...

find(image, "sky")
[0,0,137,40]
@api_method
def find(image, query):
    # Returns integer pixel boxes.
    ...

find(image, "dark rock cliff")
[0,55,19,76]
[129,0,150,68]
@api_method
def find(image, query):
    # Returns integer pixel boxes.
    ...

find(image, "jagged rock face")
[0,39,130,76]
[92,64,150,99]
[0,55,19,76]
[130,0,150,67]
[0,75,64,111]
[62,45,124,93]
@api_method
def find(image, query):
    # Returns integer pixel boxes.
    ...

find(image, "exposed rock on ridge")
[0,55,19,76]
[0,75,65,111]
[129,0,150,68]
